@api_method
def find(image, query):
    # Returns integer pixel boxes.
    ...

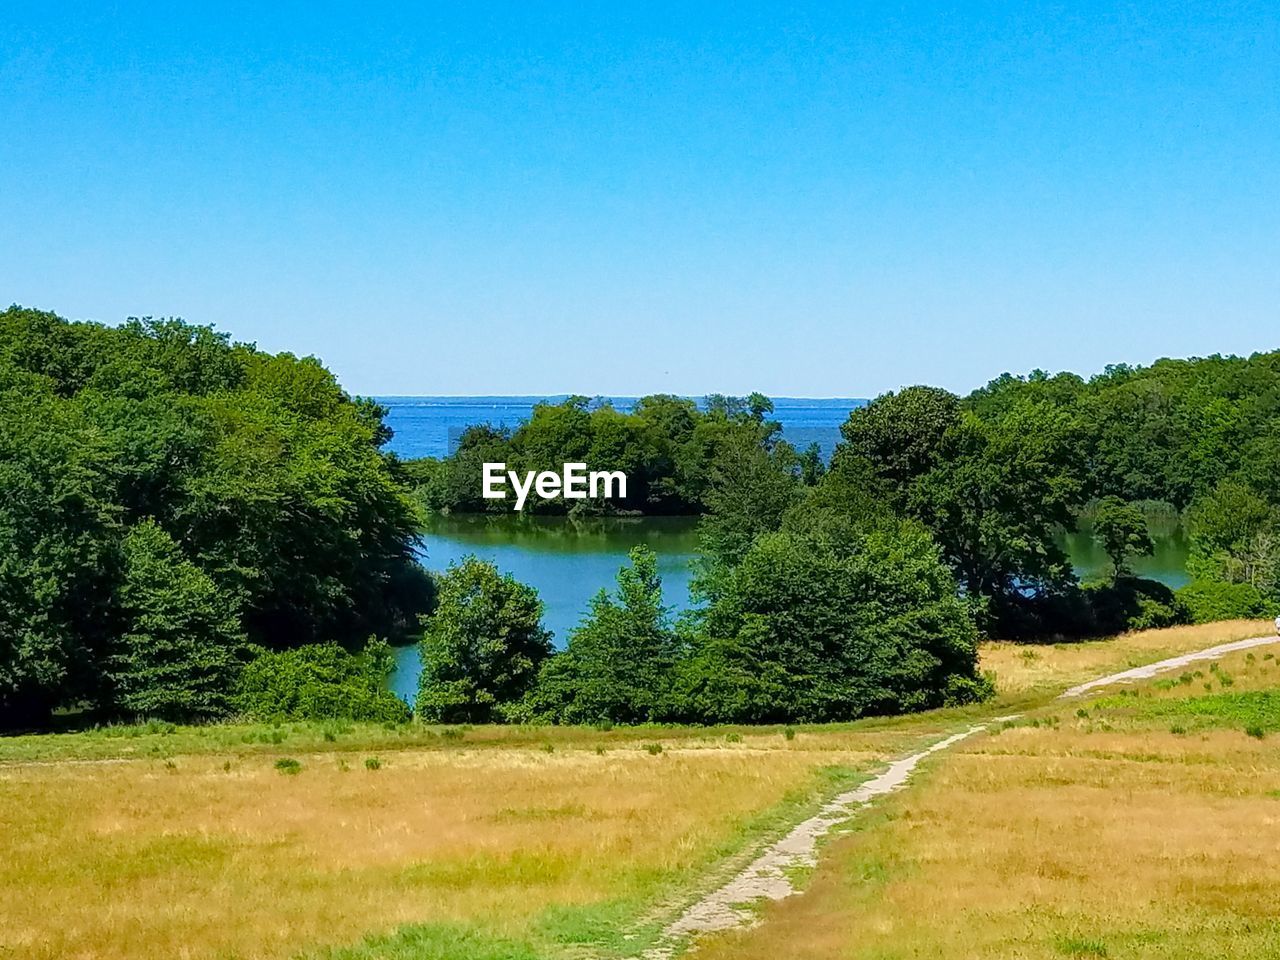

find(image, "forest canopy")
[0,306,431,726]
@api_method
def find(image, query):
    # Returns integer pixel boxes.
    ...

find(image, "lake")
[381,394,861,699]
[388,513,1191,702]
[379,396,1191,702]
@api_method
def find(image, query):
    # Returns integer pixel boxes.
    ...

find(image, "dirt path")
[639,633,1280,959]
[639,719,1015,960]
[1059,634,1279,699]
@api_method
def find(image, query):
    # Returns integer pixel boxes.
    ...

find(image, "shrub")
[521,547,677,725]
[671,519,987,723]
[235,639,410,723]
[1176,579,1272,624]
[1080,577,1190,634]
[364,756,382,770]
[274,757,301,775]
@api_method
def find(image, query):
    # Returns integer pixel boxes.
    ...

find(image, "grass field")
[696,634,1280,960]
[1,619,1274,960]
[0,718,965,960]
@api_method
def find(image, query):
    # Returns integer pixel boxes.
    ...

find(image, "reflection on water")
[1061,523,1190,589]
[390,514,1192,703]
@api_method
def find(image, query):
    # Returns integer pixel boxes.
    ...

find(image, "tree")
[0,390,119,725]
[674,519,987,723]
[907,402,1084,617]
[236,639,410,723]
[524,547,678,723]
[1185,480,1280,595]
[416,558,552,723]
[108,521,245,721]
[697,427,801,570]
[1092,497,1154,578]
[0,305,432,729]
[835,387,961,495]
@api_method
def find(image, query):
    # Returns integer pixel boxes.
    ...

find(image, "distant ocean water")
[376,396,867,461]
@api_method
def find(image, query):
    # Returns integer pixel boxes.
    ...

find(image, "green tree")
[907,402,1084,615]
[417,558,552,723]
[836,387,961,494]
[108,521,245,721]
[0,390,119,725]
[0,305,432,729]
[1185,480,1280,594]
[525,547,678,723]
[675,519,987,723]
[1092,497,1155,578]
[697,427,802,569]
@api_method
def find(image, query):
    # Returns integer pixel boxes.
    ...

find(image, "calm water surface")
[377,395,864,461]
[389,514,1192,702]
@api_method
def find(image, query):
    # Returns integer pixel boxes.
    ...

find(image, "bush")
[671,519,987,723]
[996,577,1191,641]
[1177,579,1272,624]
[521,547,677,725]
[235,639,410,723]
[1082,577,1190,634]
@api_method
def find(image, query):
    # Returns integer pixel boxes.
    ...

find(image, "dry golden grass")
[5,623,1274,960]
[696,640,1280,960]
[980,619,1273,699]
[0,726,941,960]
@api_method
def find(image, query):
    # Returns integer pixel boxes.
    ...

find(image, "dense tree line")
[403,392,824,515]
[5,304,1276,730]
[0,306,431,728]
[957,354,1280,628]
[417,348,1280,726]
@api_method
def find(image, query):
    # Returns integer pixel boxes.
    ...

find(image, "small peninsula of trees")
[4,303,1279,731]
[403,392,824,515]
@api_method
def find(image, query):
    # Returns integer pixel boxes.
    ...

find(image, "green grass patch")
[1103,691,1280,733]
[305,922,543,960]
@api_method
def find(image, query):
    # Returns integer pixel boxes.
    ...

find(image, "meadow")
[696,628,1280,959]
[1,619,1273,960]
[0,717,957,960]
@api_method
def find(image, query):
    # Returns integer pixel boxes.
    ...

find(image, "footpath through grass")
[0,716,964,960]
[695,630,1280,960]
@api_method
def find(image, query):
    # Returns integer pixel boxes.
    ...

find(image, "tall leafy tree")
[1185,480,1280,595]
[0,391,119,725]
[417,558,552,723]
[525,547,678,724]
[836,386,961,494]
[1091,497,1155,579]
[108,521,245,721]
[698,427,802,570]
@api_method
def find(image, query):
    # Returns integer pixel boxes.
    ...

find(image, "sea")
[375,395,867,462]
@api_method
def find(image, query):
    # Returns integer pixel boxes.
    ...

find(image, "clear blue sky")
[2,3,1277,397]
